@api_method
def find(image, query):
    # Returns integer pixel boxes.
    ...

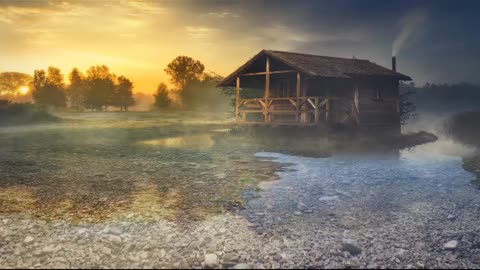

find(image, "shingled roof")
[218,49,411,87]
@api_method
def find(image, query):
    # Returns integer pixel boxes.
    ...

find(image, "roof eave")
[216,49,314,87]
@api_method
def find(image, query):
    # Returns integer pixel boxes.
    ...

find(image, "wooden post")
[265,57,270,123]
[354,86,359,112]
[236,77,240,122]
[296,72,301,123]
[314,97,320,125]
[354,85,360,124]
[325,99,330,123]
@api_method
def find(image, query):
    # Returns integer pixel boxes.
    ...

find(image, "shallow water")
[245,140,477,222]
[139,134,214,149]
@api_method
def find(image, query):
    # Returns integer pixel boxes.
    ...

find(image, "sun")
[18,86,29,95]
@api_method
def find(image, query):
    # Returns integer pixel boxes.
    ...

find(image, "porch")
[236,96,359,126]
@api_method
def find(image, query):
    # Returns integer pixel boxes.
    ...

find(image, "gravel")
[1,117,480,268]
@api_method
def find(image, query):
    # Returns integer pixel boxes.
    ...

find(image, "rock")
[77,228,87,235]
[215,173,227,179]
[342,239,362,256]
[319,196,339,202]
[201,236,213,247]
[102,247,112,255]
[415,262,425,269]
[109,228,122,236]
[447,215,456,221]
[93,243,103,252]
[297,202,307,211]
[127,254,140,263]
[395,248,406,258]
[233,263,251,269]
[444,240,459,250]
[24,236,35,244]
[108,234,122,245]
[159,249,166,258]
[415,242,426,249]
[42,245,55,254]
[204,253,219,268]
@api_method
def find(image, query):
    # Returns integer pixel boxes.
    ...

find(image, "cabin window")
[373,88,384,101]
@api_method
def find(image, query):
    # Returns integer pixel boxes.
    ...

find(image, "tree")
[0,72,32,95]
[399,82,417,125]
[179,72,227,111]
[67,68,87,112]
[153,83,171,109]
[114,76,135,111]
[164,56,205,90]
[84,65,116,111]
[32,67,67,108]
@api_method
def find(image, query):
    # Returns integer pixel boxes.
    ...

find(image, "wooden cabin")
[217,50,411,130]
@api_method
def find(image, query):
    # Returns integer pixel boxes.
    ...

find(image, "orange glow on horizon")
[0,1,265,95]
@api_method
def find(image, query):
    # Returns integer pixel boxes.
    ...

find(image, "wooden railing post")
[265,57,271,123]
[296,72,301,123]
[325,99,330,123]
[314,97,320,125]
[236,77,240,122]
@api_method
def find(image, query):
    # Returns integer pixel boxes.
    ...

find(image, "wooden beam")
[351,101,360,125]
[242,70,297,76]
[265,57,270,123]
[354,85,359,113]
[314,97,320,124]
[296,72,301,122]
[236,77,240,121]
[307,98,316,109]
[318,99,328,108]
[325,99,330,122]
[265,57,270,99]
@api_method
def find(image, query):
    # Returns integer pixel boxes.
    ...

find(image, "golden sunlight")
[18,86,29,95]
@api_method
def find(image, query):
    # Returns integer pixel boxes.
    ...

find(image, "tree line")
[3,55,229,112]
[400,82,480,114]
[32,65,135,111]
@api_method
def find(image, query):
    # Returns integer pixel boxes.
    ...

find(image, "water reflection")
[139,134,214,149]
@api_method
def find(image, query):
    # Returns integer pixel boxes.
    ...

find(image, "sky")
[1,0,479,94]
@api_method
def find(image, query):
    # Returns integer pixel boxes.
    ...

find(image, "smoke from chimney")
[392,9,427,56]
[392,56,396,72]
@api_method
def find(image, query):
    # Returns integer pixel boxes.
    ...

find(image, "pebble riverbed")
[2,139,480,269]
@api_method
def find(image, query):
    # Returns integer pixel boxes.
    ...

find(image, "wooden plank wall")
[356,78,400,127]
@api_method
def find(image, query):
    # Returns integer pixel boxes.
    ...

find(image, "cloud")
[185,26,219,38]
[207,10,239,18]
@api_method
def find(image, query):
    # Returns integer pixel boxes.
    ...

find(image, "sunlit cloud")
[185,26,219,39]
[0,0,479,92]
[207,10,240,18]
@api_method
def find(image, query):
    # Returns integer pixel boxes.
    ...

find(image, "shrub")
[0,99,58,125]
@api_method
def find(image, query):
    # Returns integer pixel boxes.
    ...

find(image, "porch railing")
[235,96,360,126]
